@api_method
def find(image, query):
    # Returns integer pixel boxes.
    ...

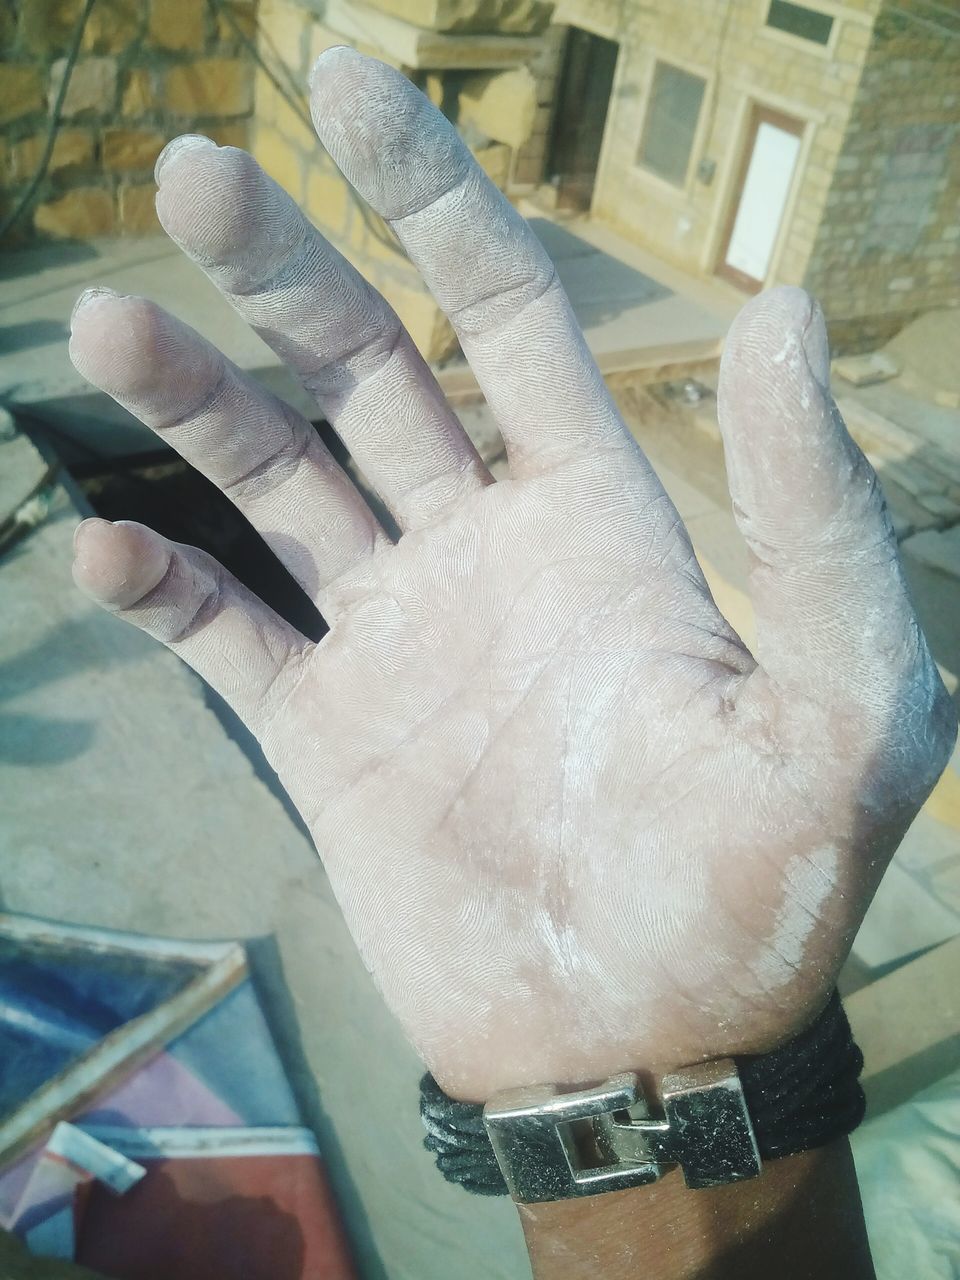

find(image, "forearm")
[519,1139,875,1280]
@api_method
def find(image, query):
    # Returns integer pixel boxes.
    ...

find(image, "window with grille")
[766,0,834,45]
[636,62,706,187]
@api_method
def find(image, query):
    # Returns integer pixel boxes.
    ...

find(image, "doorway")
[546,27,619,213]
[716,105,805,292]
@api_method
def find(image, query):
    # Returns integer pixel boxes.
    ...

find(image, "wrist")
[432,980,839,1106]
[421,990,865,1200]
[519,1141,876,1280]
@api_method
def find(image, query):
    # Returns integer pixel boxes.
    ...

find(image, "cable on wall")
[0,0,99,244]
[205,0,406,259]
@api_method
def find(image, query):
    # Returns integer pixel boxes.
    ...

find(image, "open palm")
[70,49,955,1102]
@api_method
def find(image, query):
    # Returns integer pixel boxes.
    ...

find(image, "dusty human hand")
[68,48,956,1102]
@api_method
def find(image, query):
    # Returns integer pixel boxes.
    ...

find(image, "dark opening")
[766,0,834,45]
[65,431,342,643]
[546,27,620,212]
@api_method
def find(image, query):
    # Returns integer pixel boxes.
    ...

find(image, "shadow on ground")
[246,933,390,1280]
[527,216,672,327]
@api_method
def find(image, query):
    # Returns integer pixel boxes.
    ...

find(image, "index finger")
[309,48,652,483]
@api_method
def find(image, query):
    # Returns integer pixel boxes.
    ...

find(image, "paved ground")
[524,210,734,366]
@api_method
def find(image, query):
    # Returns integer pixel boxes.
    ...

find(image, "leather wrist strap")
[420,990,865,1200]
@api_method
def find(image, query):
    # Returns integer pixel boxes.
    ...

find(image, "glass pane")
[637,63,706,186]
[767,0,834,45]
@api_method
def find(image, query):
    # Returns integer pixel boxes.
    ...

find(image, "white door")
[721,111,803,289]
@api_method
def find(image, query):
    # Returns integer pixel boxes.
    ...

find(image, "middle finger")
[154,135,492,533]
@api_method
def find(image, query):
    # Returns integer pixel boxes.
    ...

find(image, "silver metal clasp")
[483,1060,761,1203]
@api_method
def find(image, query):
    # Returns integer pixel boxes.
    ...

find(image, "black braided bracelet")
[420,989,865,1194]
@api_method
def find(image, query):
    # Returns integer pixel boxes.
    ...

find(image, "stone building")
[2,0,957,358]
[247,0,959,357]
[0,0,258,240]
[522,0,960,353]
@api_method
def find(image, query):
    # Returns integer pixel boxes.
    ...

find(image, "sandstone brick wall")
[508,20,564,187]
[525,0,957,352]
[248,0,548,361]
[552,0,879,295]
[0,0,257,244]
[804,0,960,352]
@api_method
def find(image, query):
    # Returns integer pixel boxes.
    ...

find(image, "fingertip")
[154,133,216,187]
[719,286,829,414]
[72,517,116,599]
[154,139,308,290]
[307,45,466,220]
[69,290,149,372]
[308,43,380,101]
[725,286,814,362]
[70,286,120,330]
[154,137,248,246]
[741,283,813,326]
[72,519,170,609]
[308,43,357,91]
[73,516,111,554]
[69,293,221,421]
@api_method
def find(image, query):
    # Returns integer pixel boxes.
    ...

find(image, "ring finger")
[154,136,493,533]
[69,289,388,617]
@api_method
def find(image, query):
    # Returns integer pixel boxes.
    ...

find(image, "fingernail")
[73,517,112,557]
[154,133,215,186]
[71,286,119,326]
[800,300,830,391]
[309,45,352,91]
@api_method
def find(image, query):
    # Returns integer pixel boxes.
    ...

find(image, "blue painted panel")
[0,940,197,1114]
[169,983,301,1126]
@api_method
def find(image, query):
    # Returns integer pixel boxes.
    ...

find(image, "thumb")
[717,286,948,740]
